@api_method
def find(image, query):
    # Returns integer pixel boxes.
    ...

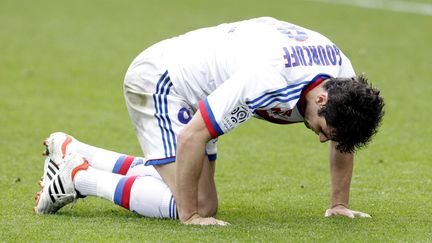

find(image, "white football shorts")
[123,41,217,166]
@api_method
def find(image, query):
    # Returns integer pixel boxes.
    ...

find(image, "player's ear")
[315,92,328,107]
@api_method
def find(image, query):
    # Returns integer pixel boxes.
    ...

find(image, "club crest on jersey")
[178,107,192,124]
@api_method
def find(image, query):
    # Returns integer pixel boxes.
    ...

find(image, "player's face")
[304,91,333,143]
[304,116,332,143]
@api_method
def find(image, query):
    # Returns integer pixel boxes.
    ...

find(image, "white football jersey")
[162,17,355,138]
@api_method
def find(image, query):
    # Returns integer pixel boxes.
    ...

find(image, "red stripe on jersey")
[298,77,326,116]
[199,100,218,138]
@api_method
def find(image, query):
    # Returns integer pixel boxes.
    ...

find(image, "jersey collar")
[297,74,331,117]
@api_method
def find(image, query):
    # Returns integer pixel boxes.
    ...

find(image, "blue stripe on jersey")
[112,155,126,174]
[259,94,302,109]
[113,177,128,206]
[245,81,310,107]
[248,86,305,109]
[203,99,224,136]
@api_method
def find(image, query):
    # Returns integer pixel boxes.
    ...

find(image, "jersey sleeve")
[199,65,293,138]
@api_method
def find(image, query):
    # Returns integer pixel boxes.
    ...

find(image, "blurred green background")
[1,0,431,241]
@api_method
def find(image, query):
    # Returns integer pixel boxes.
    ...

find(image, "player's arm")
[176,65,284,225]
[175,111,228,226]
[325,141,371,218]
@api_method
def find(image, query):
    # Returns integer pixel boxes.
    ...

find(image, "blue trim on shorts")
[145,155,216,166]
[145,156,176,166]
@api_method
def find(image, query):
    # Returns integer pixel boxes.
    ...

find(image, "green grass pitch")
[1,0,431,241]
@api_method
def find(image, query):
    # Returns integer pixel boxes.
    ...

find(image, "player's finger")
[324,209,332,217]
[344,210,355,218]
[216,219,230,226]
[204,219,229,226]
[352,211,371,218]
[189,217,230,226]
[325,209,354,218]
[201,218,219,226]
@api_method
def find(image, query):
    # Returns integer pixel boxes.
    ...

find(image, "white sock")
[74,166,122,200]
[72,139,144,175]
[73,167,176,219]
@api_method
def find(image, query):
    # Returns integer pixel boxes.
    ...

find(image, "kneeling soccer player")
[34,17,384,226]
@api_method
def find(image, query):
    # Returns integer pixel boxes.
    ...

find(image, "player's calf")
[43,132,146,175]
[74,166,178,219]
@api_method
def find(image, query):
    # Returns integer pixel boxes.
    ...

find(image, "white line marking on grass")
[309,0,432,16]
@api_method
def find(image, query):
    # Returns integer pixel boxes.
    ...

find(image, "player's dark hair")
[318,75,385,153]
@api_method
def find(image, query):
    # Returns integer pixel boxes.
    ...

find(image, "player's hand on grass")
[324,204,371,218]
[183,214,230,226]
